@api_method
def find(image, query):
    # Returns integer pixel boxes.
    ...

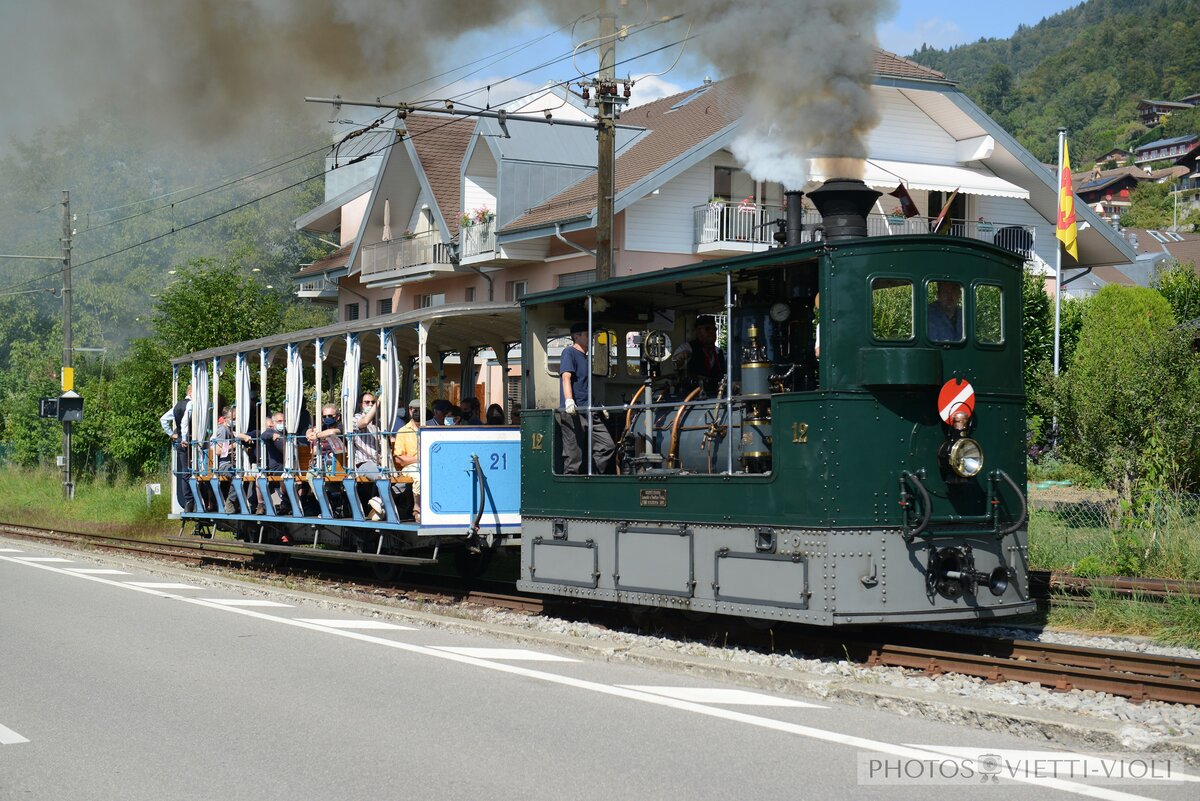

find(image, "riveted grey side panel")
[715,551,808,608]
[529,537,598,588]
[615,527,693,597]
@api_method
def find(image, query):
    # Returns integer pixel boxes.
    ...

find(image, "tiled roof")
[402,114,475,237]
[1073,166,1148,193]
[504,50,947,234]
[1120,228,1200,263]
[873,50,946,81]
[1149,165,1190,182]
[293,243,351,279]
[1090,265,1136,286]
[504,79,745,232]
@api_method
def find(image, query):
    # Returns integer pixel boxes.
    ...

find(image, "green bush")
[1057,285,1200,493]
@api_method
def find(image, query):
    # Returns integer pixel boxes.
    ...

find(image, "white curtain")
[341,334,361,463]
[235,353,252,469]
[285,344,304,469]
[381,329,399,434]
[192,360,209,451]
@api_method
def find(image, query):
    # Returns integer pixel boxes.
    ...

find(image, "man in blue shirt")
[559,322,616,474]
[927,282,963,342]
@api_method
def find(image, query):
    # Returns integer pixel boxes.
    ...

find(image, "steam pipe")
[667,387,703,468]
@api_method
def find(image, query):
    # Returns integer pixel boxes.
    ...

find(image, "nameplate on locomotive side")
[639,489,668,508]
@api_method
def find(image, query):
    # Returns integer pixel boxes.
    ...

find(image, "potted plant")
[976,215,994,234]
[886,206,906,226]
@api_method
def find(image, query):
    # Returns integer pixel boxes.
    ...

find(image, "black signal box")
[39,397,59,419]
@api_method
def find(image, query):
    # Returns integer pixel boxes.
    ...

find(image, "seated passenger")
[460,397,483,425]
[559,321,616,475]
[351,391,386,521]
[671,314,726,395]
[260,410,290,513]
[393,398,424,522]
[485,403,506,425]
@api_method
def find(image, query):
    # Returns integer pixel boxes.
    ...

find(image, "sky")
[877,1,1084,57]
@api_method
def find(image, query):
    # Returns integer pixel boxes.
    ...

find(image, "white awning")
[809,159,1030,200]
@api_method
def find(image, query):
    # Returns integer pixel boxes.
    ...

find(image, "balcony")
[360,231,454,284]
[693,203,1038,263]
[460,219,497,262]
[693,202,784,256]
[295,276,338,300]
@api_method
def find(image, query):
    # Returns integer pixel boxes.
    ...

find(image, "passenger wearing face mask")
[351,391,386,521]
[306,404,348,517]
[444,405,462,426]
[260,410,292,514]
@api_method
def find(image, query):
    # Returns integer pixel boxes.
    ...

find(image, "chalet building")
[1138,97,1199,128]
[1073,166,1149,221]
[290,52,1137,406]
[1133,134,1200,166]
[1093,147,1131,167]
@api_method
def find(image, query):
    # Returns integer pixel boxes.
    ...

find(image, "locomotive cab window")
[975,284,1004,345]
[871,278,914,342]
[926,280,964,343]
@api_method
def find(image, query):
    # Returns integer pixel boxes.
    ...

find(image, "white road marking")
[199,598,293,608]
[294,618,415,630]
[0,722,29,745]
[65,568,131,575]
[0,554,1166,801]
[125,582,200,590]
[0,548,24,552]
[13,557,74,563]
[430,647,579,662]
[620,686,825,708]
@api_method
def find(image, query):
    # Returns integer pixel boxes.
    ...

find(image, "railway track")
[2,521,1197,705]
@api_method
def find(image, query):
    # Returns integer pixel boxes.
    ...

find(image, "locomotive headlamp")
[947,437,983,478]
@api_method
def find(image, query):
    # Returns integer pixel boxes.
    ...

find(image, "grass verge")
[0,466,176,539]
[1046,589,1200,649]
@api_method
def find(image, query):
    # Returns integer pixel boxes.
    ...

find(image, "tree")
[1153,260,1200,323]
[1022,271,1053,423]
[1120,181,1176,229]
[152,259,284,357]
[1058,285,1200,494]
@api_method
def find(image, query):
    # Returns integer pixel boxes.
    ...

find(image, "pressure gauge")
[769,302,791,323]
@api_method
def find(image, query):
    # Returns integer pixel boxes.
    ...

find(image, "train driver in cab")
[928,281,964,342]
[672,313,726,395]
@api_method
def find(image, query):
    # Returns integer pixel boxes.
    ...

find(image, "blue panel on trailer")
[420,427,522,527]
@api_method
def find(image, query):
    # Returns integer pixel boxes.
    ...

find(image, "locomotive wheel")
[453,546,496,579]
[370,562,403,582]
[254,551,290,569]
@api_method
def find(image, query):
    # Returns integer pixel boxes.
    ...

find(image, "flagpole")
[1053,127,1066,377]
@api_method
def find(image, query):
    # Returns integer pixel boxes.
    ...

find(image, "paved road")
[1,537,1195,801]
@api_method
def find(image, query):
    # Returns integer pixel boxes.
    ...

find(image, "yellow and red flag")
[931,187,960,234]
[1056,141,1079,260]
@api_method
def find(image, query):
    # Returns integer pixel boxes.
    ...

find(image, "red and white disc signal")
[938,378,975,423]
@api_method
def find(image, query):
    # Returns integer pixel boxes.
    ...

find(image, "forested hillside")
[909,0,1200,163]
[0,113,336,364]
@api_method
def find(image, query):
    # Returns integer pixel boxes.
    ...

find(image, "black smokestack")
[808,179,881,241]
[784,191,805,247]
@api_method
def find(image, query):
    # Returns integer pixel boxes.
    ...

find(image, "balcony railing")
[296,277,338,298]
[360,231,452,277]
[694,202,785,247]
[461,219,496,259]
[692,202,1038,261]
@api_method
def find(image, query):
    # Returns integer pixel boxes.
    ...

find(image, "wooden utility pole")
[595,4,618,281]
[61,190,74,500]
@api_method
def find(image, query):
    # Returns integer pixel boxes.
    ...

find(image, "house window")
[465,286,476,302]
[344,303,360,322]
[378,298,393,316]
[556,269,596,288]
[416,292,445,309]
[506,280,527,302]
